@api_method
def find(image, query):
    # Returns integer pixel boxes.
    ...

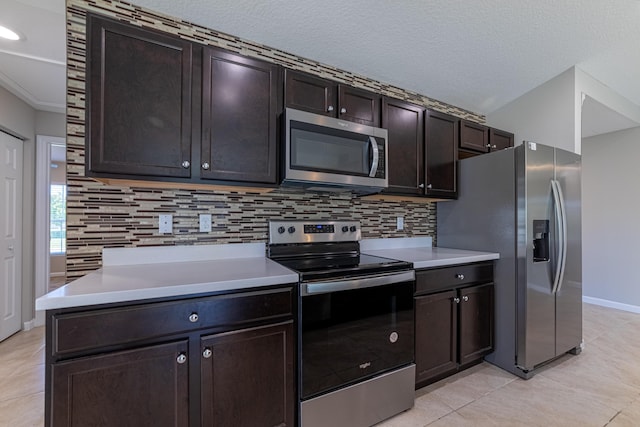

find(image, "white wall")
[487,68,576,153]
[0,85,66,325]
[582,127,640,311]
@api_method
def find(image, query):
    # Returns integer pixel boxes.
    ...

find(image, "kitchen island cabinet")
[414,262,494,388]
[45,285,296,427]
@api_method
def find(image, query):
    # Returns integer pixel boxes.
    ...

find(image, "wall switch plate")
[396,216,404,231]
[159,214,173,234]
[199,214,212,232]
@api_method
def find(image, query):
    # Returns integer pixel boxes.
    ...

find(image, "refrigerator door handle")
[551,180,568,294]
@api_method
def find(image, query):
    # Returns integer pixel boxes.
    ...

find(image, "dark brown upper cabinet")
[285,69,381,127]
[381,97,424,195]
[201,47,281,184]
[86,13,194,179]
[488,128,515,152]
[459,119,489,153]
[86,13,281,188]
[425,110,458,199]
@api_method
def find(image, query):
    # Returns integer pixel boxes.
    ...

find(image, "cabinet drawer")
[416,262,493,295]
[51,286,294,357]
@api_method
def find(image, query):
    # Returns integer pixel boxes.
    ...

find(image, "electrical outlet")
[199,214,212,232]
[396,216,404,231]
[159,214,173,234]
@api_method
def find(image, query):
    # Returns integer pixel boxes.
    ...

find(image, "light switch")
[396,216,404,231]
[159,214,173,234]
[199,214,212,232]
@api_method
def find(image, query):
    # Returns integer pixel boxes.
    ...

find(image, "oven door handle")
[300,270,415,296]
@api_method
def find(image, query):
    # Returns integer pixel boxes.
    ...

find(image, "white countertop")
[36,239,499,311]
[361,237,499,269]
[36,243,298,311]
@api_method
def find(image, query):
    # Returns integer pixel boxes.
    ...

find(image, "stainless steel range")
[267,220,416,427]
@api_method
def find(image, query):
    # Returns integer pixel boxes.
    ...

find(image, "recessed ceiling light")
[0,25,21,41]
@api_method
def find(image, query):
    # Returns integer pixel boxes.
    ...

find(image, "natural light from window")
[50,184,66,254]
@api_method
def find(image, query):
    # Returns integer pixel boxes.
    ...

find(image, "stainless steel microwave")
[281,108,389,194]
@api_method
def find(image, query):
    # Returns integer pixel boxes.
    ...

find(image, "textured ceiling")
[2,0,640,122]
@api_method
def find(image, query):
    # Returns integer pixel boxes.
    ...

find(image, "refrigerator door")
[517,143,557,370]
[554,148,582,355]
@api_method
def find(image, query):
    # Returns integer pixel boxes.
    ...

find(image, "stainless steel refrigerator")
[437,142,582,379]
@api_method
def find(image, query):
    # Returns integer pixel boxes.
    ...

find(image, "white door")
[0,131,23,342]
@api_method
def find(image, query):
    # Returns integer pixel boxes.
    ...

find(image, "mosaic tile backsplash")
[66,0,482,280]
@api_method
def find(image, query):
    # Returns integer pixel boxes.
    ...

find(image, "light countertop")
[361,237,499,269]
[36,243,298,311]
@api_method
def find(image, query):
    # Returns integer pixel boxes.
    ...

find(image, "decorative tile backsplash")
[66,0,482,280]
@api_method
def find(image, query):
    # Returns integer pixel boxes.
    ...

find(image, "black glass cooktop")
[273,252,412,282]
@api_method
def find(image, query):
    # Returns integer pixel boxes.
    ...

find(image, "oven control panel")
[269,220,361,244]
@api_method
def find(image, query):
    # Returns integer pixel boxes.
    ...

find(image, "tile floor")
[0,303,638,426]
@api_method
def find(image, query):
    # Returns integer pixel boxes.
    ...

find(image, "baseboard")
[23,319,35,331]
[583,296,640,314]
[50,272,65,278]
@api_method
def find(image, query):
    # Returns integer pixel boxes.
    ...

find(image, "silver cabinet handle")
[202,162,210,170]
[189,313,199,323]
[453,297,460,304]
[462,295,469,302]
[327,106,334,112]
[182,160,190,169]
[340,107,347,114]
[456,274,465,280]
[427,184,433,189]
[176,353,187,364]
[419,184,425,189]
[202,348,212,359]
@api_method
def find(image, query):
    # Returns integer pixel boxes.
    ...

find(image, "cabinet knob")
[327,106,334,112]
[189,313,199,323]
[453,297,461,304]
[419,183,425,189]
[486,144,492,148]
[462,295,469,302]
[202,348,212,359]
[176,353,187,364]
[426,184,433,189]
[202,162,210,170]
[181,160,190,169]
[456,274,465,280]
[340,107,347,114]
[492,144,497,149]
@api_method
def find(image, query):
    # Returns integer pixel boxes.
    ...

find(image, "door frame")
[35,135,65,327]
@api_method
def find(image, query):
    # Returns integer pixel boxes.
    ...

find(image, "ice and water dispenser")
[533,220,550,262]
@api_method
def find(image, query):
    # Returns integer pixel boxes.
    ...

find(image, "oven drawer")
[51,287,294,358]
[415,262,493,295]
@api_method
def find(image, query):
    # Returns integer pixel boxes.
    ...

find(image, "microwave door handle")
[368,136,379,177]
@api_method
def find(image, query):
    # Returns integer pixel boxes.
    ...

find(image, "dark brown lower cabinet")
[51,340,190,426]
[46,286,296,427]
[414,264,494,389]
[201,322,294,427]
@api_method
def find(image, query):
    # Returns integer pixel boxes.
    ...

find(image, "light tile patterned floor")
[0,303,638,426]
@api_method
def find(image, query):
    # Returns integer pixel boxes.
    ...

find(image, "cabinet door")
[459,120,489,153]
[338,85,381,127]
[488,128,514,151]
[284,69,337,116]
[51,340,189,426]
[201,47,281,184]
[459,283,494,365]
[382,98,424,195]
[415,290,458,387]
[201,321,295,427]
[425,110,458,198]
[86,14,193,178]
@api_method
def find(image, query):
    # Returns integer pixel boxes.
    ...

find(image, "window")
[50,184,66,254]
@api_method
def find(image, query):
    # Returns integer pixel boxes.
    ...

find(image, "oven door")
[300,271,415,400]
[284,108,388,189]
